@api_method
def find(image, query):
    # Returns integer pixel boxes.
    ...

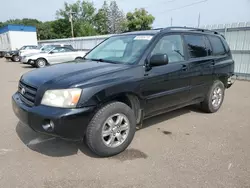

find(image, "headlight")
[41,88,82,108]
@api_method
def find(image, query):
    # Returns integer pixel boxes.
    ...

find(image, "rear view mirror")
[150,54,169,67]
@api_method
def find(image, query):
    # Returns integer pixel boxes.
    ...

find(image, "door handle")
[182,64,188,71]
[211,60,215,66]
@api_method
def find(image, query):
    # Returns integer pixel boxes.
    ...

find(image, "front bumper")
[21,57,31,64]
[227,74,236,88]
[5,54,12,58]
[12,92,95,140]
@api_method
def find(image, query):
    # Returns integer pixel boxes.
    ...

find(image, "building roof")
[0,24,36,34]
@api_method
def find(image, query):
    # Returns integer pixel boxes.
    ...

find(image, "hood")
[21,49,40,56]
[7,50,18,54]
[26,52,47,58]
[21,61,133,88]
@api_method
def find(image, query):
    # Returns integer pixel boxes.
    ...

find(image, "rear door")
[208,35,233,77]
[183,34,214,101]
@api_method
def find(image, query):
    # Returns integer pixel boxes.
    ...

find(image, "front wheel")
[35,58,47,68]
[12,55,20,62]
[86,102,136,157]
[201,80,225,113]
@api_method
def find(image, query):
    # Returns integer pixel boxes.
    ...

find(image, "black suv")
[12,27,234,157]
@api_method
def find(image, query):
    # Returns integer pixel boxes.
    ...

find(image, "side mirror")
[150,54,169,67]
[49,51,54,54]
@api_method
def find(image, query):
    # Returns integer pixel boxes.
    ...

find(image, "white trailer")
[0,24,38,57]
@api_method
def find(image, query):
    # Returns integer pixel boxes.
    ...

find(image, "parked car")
[21,46,87,68]
[19,44,74,60]
[5,45,38,62]
[12,27,234,157]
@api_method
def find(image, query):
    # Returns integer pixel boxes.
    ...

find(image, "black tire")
[35,58,47,68]
[86,102,136,157]
[201,80,225,113]
[75,57,83,62]
[11,55,20,62]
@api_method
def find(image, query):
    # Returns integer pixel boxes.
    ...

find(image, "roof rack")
[163,27,219,34]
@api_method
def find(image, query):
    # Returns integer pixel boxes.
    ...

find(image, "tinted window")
[184,35,207,58]
[204,36,212,56]
[51,47,68,53]
[151,35,184,63]
[63,47,74,52]
[208,36,226,55]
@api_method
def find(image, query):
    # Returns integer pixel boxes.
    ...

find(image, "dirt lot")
[0,58,250,188]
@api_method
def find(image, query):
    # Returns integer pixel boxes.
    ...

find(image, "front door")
[141,34,191,116]
[47,47,72,64]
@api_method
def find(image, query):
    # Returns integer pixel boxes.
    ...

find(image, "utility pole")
[69,12,75,38]
[198,12,201,28]
[171,17,173,26]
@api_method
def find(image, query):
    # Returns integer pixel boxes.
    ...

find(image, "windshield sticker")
[134,36,153,41]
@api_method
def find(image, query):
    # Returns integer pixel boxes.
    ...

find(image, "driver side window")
[52,47,66,53]
[151,35,184,63]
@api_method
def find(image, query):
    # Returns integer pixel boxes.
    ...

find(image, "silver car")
[21,46,87,68]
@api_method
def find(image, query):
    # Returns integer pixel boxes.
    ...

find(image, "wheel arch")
[36,57,49,66]
[217,75,228,88]
[96,92,143,125]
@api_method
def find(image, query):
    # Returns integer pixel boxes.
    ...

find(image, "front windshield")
[19,46,26,50]
[41,45,55,53]
[85,35,154,64]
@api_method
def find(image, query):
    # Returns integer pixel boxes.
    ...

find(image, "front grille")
[18,80,37,106]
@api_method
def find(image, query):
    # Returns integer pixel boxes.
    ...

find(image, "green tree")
[94,1,109,35]
[126,8,155,31]
[50,19,71,39]
[56,0,97,37]
[107,1,126,34]
[0,22,4,28]
[37,21,54,40]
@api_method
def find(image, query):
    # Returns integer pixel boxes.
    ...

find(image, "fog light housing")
[42,120,55,132]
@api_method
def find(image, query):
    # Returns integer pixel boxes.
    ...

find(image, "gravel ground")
[0,58,250,188]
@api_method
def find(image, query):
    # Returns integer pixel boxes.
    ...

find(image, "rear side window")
[208,36,226,55]
[184,35,208,58]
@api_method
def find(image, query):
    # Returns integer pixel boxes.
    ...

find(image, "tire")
[86,102,136,157]
[75,57,83,62]
[201,80,225,113]
[35,58,47,68]
[12,55,20,62]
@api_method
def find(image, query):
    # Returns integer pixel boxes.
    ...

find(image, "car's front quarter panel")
[76,66,145,108]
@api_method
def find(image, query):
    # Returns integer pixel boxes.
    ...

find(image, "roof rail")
[163,27,219,34]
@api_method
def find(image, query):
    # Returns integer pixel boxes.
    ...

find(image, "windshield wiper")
[87,58,118,64]
[174,50,184,58]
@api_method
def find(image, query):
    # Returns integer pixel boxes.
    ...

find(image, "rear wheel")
[86,102,136,157]
[201,80,225,113]
[35,58,47,68]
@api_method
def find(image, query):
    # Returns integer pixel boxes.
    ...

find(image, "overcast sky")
[0,0,250,27]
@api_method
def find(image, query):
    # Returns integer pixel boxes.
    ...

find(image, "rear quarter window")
[184,35,208,58]
[208,36,226,55]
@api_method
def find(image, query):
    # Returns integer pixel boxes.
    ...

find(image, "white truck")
[0,24,38,58]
